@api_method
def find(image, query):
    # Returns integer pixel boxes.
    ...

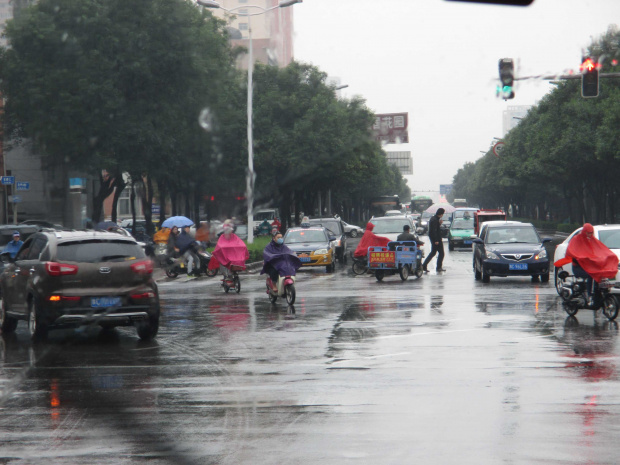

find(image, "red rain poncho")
[554,223,619,283]
[208,233,250,270]
[354,222,391,258]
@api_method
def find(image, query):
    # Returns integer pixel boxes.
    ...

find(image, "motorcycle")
[165,242,218,279]
[558,270,620,320]
[266,275,296,305]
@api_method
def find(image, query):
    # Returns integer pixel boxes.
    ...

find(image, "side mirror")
[542,238,552,244]
[329,236,337,242]
[0,252,13,264]
[472,238,483,244]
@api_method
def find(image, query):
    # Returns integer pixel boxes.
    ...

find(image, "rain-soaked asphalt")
[2,236,620,464]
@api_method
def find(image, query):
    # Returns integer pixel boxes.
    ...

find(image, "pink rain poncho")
[208,233,249,271]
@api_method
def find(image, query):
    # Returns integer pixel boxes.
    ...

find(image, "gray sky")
[293,0,620,201]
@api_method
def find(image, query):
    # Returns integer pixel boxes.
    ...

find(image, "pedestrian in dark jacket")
[423,208,446,272]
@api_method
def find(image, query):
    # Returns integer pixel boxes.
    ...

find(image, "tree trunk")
[140,175,155,236]
[92,172,116,223]
[130,182,137,232]
[110,174,126,223]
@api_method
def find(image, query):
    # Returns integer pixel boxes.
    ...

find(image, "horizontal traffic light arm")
[513,72,620,81]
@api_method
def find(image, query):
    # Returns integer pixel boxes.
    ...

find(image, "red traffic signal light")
[581,57,599,98]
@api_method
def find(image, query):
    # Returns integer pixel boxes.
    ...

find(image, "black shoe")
[436,268,446,272]
[423,266,428,273]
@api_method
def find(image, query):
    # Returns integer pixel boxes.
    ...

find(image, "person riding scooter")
[555,223,619,306]
[261,231,302,292]
[354,222,390,258]
[208,223,249,281]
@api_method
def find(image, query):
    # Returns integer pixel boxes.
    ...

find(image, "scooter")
[165,242,217,278]
[154,242,168,267]
[266,275,296,305]
[558,270,620,320]
[351,251,368,275]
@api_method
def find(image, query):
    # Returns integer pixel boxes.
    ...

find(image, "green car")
[448,217,476,251]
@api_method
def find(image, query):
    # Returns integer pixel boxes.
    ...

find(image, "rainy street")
[2,237,620,465]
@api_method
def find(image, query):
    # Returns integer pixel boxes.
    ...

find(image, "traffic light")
[581,57,599,98]
[498,58,515,100]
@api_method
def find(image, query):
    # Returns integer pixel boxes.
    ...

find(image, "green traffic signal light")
[498,58,515,100]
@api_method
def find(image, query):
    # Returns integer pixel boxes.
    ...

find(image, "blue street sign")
[9,195,21,203]
[1,176,15,185]
[151,204,161,214]
[16,182,30,191]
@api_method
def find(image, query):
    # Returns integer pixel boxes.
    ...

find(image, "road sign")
[16,182,30,191]
[1,176,15,185]
[493,142,505,157]
[9,195,22,203]
[152,204,161,215]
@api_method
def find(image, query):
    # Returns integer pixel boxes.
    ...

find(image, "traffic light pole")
[514,72,620,81]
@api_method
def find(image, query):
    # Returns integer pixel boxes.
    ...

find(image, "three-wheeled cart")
[367,241,424,282]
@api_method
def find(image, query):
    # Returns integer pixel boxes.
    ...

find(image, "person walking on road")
[423,208,446,273]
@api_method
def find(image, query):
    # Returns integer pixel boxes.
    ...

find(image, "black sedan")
[472,223,551,283]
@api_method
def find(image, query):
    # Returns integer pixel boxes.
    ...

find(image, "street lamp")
[197,0,302,244]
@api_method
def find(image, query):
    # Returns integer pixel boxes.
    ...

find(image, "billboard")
[371,113,409,144]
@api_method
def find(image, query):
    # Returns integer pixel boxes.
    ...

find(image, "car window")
[371,219,410,234]
[310,221,341,234]
[285,230,326,243]
[597,229,620,249]
[452,219,474,230]
[14,238,31,261]
[27,236,48,260]
[486,227,539,244]
[56,240,145,263]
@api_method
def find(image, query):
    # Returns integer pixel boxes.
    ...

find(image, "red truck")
[474,209,507,235]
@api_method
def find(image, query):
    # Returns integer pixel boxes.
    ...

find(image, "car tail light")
[130,260,154,275]
[49,295,81,302]
[131,292,155,299]
[46,262,79,276]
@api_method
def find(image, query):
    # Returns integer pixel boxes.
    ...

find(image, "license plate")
[509,263,528,271]
[91,297,121,308]
[464,240,472,245]
[300,257,311,263]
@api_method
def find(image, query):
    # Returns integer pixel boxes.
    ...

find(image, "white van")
[253,208,280,231]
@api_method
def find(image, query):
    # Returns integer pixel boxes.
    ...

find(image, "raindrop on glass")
[198,108,213,131]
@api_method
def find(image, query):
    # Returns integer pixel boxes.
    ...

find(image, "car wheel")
[0,299,18,334]
[28,299,48,341]
[448,241,454,251]
[531,275,540,283]
[540,272,550,283]
[474,260,482,280]
[326,262,335,273]
[482,269,490,283]
[603,295,619,321]
[375,270,384,282]
[136,314,159,340]
[350,230,358,238]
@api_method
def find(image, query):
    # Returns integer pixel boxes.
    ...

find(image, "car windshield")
[309,221,340,234]
[371,219,410,234]
[421,212,433,220]
[254,212,275,221]
[485,227,540,245]
[598,229,620,249]
[57,240,145,263]
[452,219,474,230]
[453,211,476,219]
[285,230,326,243]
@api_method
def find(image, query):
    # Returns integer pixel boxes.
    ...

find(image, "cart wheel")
[603,295,619,321]
[399,265,409,281]
[415,267,424,278]
[375,270,384,282]
[234,275,241,294]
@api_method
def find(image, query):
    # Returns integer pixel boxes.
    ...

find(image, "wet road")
[2,236,620,464]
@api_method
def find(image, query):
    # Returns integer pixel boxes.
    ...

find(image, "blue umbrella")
[162,216,194,228]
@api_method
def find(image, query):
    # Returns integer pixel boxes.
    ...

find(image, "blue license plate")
[299,257,311,263]
[91,297,121,308]
[509,263,528,271]
[464,240,472,245]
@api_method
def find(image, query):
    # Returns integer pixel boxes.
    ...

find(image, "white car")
[370,215,416,242]
[553,224,620,295]
[342,221,364,238]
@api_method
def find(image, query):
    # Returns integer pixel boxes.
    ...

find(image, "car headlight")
[485,250,500,260]
[314,249,328,255]
[535,249,547,260]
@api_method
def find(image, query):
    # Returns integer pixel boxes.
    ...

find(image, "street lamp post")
[197,0,302,244]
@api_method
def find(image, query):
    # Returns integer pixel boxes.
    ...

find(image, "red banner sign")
[369,251,396,265]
